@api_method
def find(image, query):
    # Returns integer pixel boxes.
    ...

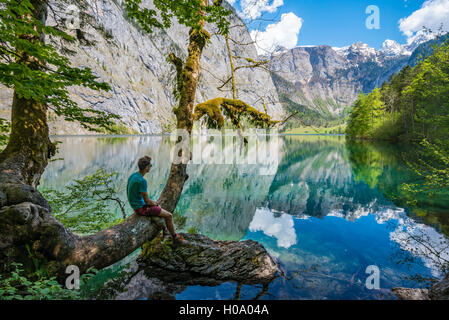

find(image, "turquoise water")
[40,135,448,300]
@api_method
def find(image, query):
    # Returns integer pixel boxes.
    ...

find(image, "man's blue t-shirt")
[127,172,147,210]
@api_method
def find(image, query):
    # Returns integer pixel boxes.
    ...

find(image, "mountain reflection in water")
[41,135,448,300]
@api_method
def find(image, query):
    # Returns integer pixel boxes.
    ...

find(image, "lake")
[40,134,449,300]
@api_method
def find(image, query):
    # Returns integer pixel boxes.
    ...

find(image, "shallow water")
[40,134,449,300]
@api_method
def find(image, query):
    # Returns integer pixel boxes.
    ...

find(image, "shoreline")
[50,133,347,138]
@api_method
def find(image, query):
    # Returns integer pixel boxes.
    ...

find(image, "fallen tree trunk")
[0,200,165,278]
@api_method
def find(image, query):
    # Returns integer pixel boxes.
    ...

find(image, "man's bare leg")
[158,209,176,237]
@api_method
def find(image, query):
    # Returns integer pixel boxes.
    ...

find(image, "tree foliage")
[0,263,80,300]
[0,262,100,300]
[40,169,126,235]
[123,0,231,35]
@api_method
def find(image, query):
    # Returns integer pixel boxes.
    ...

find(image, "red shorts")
[135,205,162,217]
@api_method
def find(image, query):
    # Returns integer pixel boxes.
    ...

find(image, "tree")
[346,93,371,138]
[0,0,231,278]
[0,0,119,186]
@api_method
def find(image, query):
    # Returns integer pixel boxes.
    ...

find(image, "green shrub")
[40,169,126,235]
[0,263,79,300]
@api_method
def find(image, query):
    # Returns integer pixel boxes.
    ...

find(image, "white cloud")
[399,0,449,41]
[240,0,284,20]
[250,12,303,55]
[249,207,297,249]
[226,0,237,6]
[389,214,449,278]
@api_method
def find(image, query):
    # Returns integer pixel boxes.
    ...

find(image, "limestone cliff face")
[270,45,360,117]
[0,0,284,135]
[268,35,445,119]
[269,43,410,118]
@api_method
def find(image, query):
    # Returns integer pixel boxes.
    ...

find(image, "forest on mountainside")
[346,39,449,143]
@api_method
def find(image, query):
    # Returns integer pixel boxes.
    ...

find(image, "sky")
[226,0,449,54]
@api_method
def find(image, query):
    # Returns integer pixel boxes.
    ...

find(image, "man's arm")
[141,192,158,207]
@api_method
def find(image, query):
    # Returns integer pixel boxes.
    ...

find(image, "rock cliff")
[268,34,442,120]
[269,43,410,119]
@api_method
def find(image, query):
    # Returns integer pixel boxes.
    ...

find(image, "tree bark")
[0,93,56,188]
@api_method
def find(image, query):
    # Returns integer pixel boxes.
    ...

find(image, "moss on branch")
[193,97,278,130]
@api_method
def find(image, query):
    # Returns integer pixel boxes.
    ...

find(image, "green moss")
[193,98,226,129]
[189,28,211,50]
[168,52,184,99]
[187,226,199,234]
[193,97,277,131]
[140,234,174,259]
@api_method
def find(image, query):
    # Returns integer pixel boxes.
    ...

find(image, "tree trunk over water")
[157,1,210,213]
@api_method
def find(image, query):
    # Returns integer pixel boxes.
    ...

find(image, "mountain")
[380,40,411,57]
[0,0,284,135]
[268,35,439,123]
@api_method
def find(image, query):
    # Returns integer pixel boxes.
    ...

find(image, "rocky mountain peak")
[380,39,410,57]
[268,39,420,119]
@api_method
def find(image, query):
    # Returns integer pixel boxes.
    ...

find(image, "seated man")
[127,156,184,245]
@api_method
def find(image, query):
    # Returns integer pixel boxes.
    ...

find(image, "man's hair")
[138,156,152,171]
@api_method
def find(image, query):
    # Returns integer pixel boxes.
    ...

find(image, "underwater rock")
[391,288,430,300]
[140,233,280,285]
[392,274,449,300]
[100,233,281,300]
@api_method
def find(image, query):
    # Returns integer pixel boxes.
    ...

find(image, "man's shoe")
[172,234,185,245]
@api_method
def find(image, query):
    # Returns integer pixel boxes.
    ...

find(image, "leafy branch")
[40,169,127,235]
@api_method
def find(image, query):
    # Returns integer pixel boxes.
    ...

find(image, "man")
[127,156,184,245]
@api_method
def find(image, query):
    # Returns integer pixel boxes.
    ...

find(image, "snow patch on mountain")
[380,39,411,56]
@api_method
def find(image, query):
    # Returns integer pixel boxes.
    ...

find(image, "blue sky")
[269,0,423,48]
[228,0,449,54]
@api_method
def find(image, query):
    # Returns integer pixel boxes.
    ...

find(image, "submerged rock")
[429,274,449,300]
[391,288,430,300]
[100,233,281,300]
[392,274,449,300]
